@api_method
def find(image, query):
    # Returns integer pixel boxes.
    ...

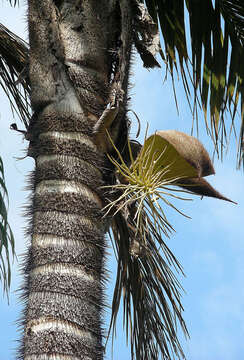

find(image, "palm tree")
[1,0,244,359]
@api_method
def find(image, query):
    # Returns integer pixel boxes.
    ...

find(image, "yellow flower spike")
[104,129,236,248]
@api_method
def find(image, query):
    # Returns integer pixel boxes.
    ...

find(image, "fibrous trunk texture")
[19,1,132,359]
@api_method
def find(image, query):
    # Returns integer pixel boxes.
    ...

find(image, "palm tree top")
[142,0,244,168]
[1,0,244,165]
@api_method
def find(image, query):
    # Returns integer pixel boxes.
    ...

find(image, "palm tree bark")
[20,1,132,359]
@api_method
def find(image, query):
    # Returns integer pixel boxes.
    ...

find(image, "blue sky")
[0,1,244,360]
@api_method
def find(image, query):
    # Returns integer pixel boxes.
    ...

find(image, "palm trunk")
[20,1,132,359]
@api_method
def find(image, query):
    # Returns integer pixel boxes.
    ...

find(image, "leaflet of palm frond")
[0,24,28,73]
[144,0,244,167]
[7,0,19,6]
[176,177,237,204]
[220,0,244,45]
[0,23,30,127]
[0,157,15,297]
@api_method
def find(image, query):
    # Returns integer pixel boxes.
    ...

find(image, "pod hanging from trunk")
[122,130,236,204]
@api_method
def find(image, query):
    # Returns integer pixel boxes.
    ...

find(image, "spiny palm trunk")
[20,1,132,359]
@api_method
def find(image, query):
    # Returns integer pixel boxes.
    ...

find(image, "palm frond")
[109,205,188,360]
[5,0,19,6]
[219,0,244,166]
[221,0,244,41]
[142,0,244,168]
[0,23,30,128]
[0,24,29,296]
[0,157,15,298]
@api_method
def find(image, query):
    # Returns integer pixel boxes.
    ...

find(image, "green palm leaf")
[5,0,19,6]
[0,157,15,297]
[109,207,188,360]
[143,0,244,167]
[0,23,30,128]
[0,23,30,295]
